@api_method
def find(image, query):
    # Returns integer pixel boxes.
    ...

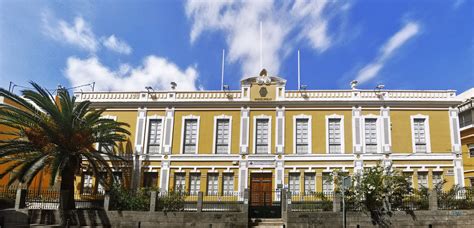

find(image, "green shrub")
[109,185,151,211]
[156,190,185,212]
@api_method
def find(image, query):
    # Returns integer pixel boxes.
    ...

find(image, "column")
[238,161,248,193]
[275,107,285,154]
[352,106,362,154]
[380,106,391,154]
[162,107,175,155]
[240,107,250,155]
[132,108,147,189]
[159,161,170,192]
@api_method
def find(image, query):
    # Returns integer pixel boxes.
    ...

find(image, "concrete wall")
[0,209,248,228]
[287,210,474,228]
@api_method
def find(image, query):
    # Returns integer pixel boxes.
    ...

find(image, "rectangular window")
[296,119,309,154]
[328,118,342,154]
[147,119,162,153]
[97,172,106,194]
[289,173,300,195]
[255,119,269,154]
[143,172,158,188]
[413,118,427,153]
[207,174,218,196]
[418,172,428,189]
[189,173,201,195]
[304,173,316,195]
[433,172,443,188]
[365,119,378,153]
[404,173,413,188]
[471,178,474,188]
[183,119,198,154]
[222,174,234,195]
[113,172,122,185]
[322,174,333,193]
[174,173,186,192]
[82,173,93,193]
[469,144,474,157]
[215,119,230,154]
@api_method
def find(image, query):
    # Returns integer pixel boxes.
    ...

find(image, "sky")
[0,0,473,94]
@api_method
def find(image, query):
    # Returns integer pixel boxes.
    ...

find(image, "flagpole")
[221,49,225,91]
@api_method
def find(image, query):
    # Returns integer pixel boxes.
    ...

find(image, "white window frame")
[174,173,186,192]
[417,172,428,189]
[293,114,312,154]
[469,144,474,158]
[253,115,272,154]
[410,115,431,153]
[180,115,200,154]
[207,173,219,196]
[81,173,93,193]
[144,115,165,154]
[96,115,117,152]
[432,172,443,187]
[362,115,382,153]
[189,173,201,195]
[304,172,316,195]
[212,115,232,154]
[222,173,234,195]
[288,173,300,195]
[322,173,334,194]
[325,114,345,154]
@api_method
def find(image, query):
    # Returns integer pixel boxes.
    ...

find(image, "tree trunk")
[59,163,77,226]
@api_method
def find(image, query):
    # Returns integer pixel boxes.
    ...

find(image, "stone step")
[250,218,285,227]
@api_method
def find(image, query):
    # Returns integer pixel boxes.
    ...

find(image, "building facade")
[458,89,474,187]
[73,72,464,195]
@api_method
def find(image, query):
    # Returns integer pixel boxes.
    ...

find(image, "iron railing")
[202,191,244,212]
[290,192,334,212]
[438,188,474,210]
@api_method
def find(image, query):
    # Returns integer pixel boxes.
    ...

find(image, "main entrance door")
[249,173,281,218]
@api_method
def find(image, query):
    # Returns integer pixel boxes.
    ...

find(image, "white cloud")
[453,0,465,9]
[41,11,131,55]
[185,0,349,77]
[41,11,99,52]
[356,22,420,84]
[65,56,199,91]
[102,35,132,55]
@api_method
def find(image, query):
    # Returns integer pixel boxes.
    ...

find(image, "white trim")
[212,115,233,154]
[449,108,462,153]
[361,114,382,154]
[0,96,4,104]
[253,115,272,154]
[144,115,165,154]
[239,107,250,154]
[180,115,200,154]
[293,114,312,154]
[325,114,345,154]
[410,114,432,153]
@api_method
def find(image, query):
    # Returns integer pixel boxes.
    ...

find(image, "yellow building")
[73,71,465,195]
[457,89,474,187]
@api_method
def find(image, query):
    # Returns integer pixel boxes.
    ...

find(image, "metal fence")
[392,194,429,211]
[202,191,244,212]
[290,192,333,212]
[438,188,474,210]
[0,186,16,200]
[22,189,105,210]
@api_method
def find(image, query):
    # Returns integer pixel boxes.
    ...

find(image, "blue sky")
[0,0,472,94]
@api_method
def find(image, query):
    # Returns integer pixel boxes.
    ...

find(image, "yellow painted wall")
[103,110,138,155]
[249,111,276,154]
[171,110,241,154]
[391,110,452,153]
[285,110,352,154]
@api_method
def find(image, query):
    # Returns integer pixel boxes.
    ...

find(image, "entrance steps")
[250,218,285,228]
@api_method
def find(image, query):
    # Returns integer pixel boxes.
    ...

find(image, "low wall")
[0,209,248,228]
[287,210,474,228]
[107,211,248,228]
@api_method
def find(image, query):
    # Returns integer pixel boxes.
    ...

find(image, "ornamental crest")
[256,69,271,85]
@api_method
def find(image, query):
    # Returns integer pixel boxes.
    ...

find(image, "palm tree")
[0,83,130,215]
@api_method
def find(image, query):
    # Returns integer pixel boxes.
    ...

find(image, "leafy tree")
[0,83,130,223]
[334,163,413,227]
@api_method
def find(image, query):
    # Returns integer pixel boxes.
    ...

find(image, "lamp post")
[341,176,351,228]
